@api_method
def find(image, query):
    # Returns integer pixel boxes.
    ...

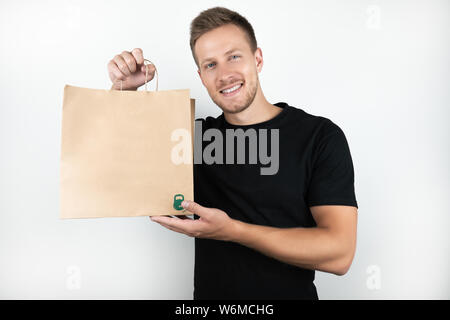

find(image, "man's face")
[195,24,262,114]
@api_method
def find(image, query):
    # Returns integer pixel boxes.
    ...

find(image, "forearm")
[229,220,352,275]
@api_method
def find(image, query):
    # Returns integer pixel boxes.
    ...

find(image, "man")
[107,7,358,300]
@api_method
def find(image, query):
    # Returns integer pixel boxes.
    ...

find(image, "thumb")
[182,200,210,217]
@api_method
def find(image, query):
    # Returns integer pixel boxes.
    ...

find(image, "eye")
[204,55,240,69]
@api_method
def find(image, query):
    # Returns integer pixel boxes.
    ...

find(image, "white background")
[0,0,449,299]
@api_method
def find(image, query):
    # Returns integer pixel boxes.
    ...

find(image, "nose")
[216,64,239,88]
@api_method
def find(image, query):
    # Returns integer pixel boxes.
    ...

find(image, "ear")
[254,47,263,73]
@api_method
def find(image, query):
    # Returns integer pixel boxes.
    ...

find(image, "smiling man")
[107,6,358,300]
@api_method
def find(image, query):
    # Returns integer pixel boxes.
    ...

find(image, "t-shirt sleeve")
[306,120,358,208]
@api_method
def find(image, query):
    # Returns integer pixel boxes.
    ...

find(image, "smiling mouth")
[219,82,244,97]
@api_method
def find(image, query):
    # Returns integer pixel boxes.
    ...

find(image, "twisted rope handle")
[115,58,158,92]
[143,58,158,92]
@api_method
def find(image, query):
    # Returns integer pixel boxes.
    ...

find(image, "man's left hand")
[150,201,237,241]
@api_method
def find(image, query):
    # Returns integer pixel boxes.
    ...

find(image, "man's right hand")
[107,48,156,91]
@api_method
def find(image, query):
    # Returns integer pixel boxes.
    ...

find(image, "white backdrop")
[0,0,449,299]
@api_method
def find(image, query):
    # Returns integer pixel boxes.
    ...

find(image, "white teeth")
[221,83,242,94]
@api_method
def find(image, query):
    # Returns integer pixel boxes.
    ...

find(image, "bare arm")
[228,205,358,275]
[150,202,358,276]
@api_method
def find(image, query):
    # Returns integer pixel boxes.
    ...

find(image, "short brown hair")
[190,7,258,68]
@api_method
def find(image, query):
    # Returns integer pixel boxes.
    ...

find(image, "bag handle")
[115,58,158,92]
[143,59,158,92]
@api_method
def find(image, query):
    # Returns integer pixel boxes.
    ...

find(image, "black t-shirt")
[193,102,358,300]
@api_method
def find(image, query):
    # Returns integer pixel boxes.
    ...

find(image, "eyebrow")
[201,48,241,66]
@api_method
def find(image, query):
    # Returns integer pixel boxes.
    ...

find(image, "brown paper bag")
[60,67,194,219]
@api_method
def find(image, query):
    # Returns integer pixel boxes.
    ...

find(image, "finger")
[150,216,189,235]
[153,218,195,236]
[149,214,172,220]
[140,63,156,78]
[182,200,211,217]
[131,48,144,65]
[107,59,126,81]
[152,215,197,231]
[151,215,182,225]
[158,222,193,237]
[113,54,131,76]
[121,51,137,73]
[153,219,185,233]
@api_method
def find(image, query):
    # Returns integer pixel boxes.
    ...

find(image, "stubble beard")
[210,75,259,115]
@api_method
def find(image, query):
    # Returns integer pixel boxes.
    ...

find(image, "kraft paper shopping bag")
[60,61,194,219]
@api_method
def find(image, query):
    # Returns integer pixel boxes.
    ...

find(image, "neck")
[223,83,282,126]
